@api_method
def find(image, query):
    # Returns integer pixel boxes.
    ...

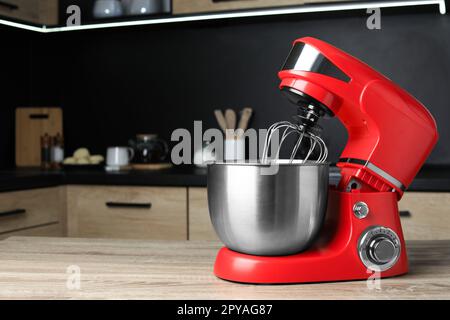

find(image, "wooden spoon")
[224,109,236,130]
[214,110,227,133]
[237,107,253,131]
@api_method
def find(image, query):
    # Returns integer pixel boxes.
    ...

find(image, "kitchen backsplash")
[1,9,449,168]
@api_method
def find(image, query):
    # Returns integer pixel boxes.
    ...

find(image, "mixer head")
[280,40,343,112]
[278,37,438,198]
[279,41,340,136]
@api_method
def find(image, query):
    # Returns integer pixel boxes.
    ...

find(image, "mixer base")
[213,189,409,284]
[214,246,407,284]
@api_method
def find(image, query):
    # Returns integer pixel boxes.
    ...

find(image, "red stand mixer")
[208,37,438,284]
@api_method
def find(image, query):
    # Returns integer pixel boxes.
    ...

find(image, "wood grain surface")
[188,188,218,240]
[0,0,58,25]
[0,223,63,240]
[0,237,448,299]
[67,186,187,240]
[399,192,450,240]
[0,187,65,234]
[172,0,353,14]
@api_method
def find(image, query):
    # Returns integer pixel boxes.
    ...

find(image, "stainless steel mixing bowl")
[207,161,329,256]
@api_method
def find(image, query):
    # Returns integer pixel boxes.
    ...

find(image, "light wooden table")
[0,237,449,299]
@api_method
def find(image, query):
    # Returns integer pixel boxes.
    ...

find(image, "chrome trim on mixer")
[338,158,406,191]
[366,162,405,191]
[353,202,369,219]
[358,226,401,272]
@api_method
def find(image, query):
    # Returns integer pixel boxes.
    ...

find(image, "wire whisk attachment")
[261,120,328,164]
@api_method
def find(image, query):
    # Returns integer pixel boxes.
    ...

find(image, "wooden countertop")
[0,237,449,299]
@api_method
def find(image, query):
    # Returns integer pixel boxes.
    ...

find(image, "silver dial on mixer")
[353,201,369,219]
[358,226,401,271]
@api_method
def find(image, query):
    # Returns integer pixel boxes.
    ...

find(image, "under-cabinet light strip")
[0,0,446,33]
[0,18,47,32]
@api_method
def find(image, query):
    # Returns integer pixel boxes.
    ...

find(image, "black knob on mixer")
[358,226,401,271]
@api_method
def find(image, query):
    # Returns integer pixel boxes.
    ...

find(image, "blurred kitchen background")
[0,0,449,242]
[0,0,449,167]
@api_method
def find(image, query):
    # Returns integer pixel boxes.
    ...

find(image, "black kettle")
[129,134,169,164]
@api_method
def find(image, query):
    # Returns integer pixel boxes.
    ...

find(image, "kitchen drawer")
[399,192,450,240]
[188,187,218,240]
[0,222,63,240]
[0,187,64,234]
[173,0,352,15]
[67,186,187,240]
[0,0,58,25]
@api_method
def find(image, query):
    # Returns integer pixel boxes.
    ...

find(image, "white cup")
[106,147,134,167]
[224,138,245,161]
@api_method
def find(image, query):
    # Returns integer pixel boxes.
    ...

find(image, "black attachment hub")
[281,87,333,135]
[281,87,334,117]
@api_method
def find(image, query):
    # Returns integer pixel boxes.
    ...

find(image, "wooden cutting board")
[15,107,63,167]
[131,163,173,170]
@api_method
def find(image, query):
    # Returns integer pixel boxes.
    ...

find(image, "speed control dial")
[358,226,401,271]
